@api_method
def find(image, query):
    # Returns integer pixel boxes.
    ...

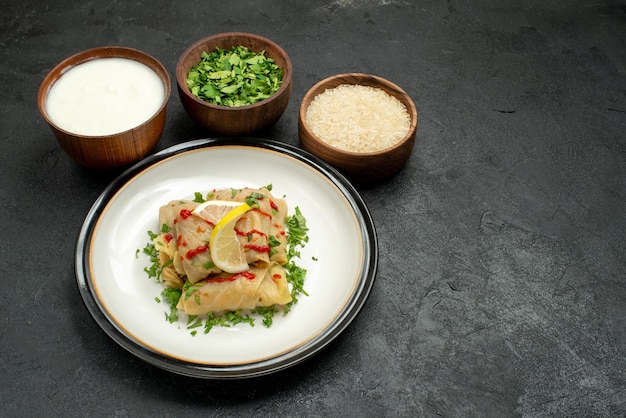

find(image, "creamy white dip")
[46,57,165,136]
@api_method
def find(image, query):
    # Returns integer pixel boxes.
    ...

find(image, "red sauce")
[164,233,173,243]
[185,244,208,259]
[252,207,271,218]
[236,228,267,238]
[270,200,278,211]
[180,209,193,219]
[238,271,255,280]
[244,244,270,253]
[204,271,256,284]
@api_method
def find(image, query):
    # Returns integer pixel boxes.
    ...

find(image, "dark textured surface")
[1,0,625,416]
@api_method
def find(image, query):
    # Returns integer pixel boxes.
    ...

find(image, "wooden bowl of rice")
[299,73,417,184]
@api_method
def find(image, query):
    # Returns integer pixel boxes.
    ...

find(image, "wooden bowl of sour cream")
[299,73,418,185]
[38,46,171,170]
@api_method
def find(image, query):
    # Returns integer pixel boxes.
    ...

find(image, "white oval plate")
[76,138,377,379]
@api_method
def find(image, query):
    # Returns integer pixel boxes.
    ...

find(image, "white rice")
[305,84,411,152]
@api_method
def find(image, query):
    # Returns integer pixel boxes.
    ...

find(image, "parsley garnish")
[161,288,182,323]
[245,192,267,208]
[255,305,278,327]
[141,231,162,281]
[193,192,205,203]
[187,315,203,329]
[268,235,281,257]
[204,313,229,333]
[284,206,310,309]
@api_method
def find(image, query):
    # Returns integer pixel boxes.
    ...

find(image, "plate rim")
[75,137,378,379]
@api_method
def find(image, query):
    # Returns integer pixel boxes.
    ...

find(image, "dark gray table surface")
[1,0,624,416]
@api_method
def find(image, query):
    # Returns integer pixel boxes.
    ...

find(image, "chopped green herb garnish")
[284,262,309,311]
[245,192,266,208]
[255,305,278,327]
[223,310,255,327]
[142,232,162,281]
[284,206,310,309]
[183,281,203,300]
[193,192,205,203]
[268,235,281,257]
[187,315,203,329]
[204,313,229,333]
[286,207,309,260]
[161,288,182,323]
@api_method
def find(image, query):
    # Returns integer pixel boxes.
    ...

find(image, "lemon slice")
[192,200,243,224]
[209,202,251,273]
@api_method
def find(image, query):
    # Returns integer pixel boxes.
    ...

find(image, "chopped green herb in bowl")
[186,46,283,107]
[176,32,293,135]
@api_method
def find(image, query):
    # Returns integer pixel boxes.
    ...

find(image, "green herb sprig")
[284,206,310,310]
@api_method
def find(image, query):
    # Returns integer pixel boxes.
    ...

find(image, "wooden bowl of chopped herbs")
[176,32,293,136]
[299,73,418,185]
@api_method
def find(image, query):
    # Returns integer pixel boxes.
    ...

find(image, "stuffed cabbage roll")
[177,262,292,315]
[152,186,294,316]
[213,187,288,265]
[156,200,221,284]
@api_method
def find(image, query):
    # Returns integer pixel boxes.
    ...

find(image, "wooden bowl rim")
[299,72,418,157]
[175,32,293,112]
[37,46,171,140]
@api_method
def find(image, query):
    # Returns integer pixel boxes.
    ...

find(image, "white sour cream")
[46,57,165,136]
